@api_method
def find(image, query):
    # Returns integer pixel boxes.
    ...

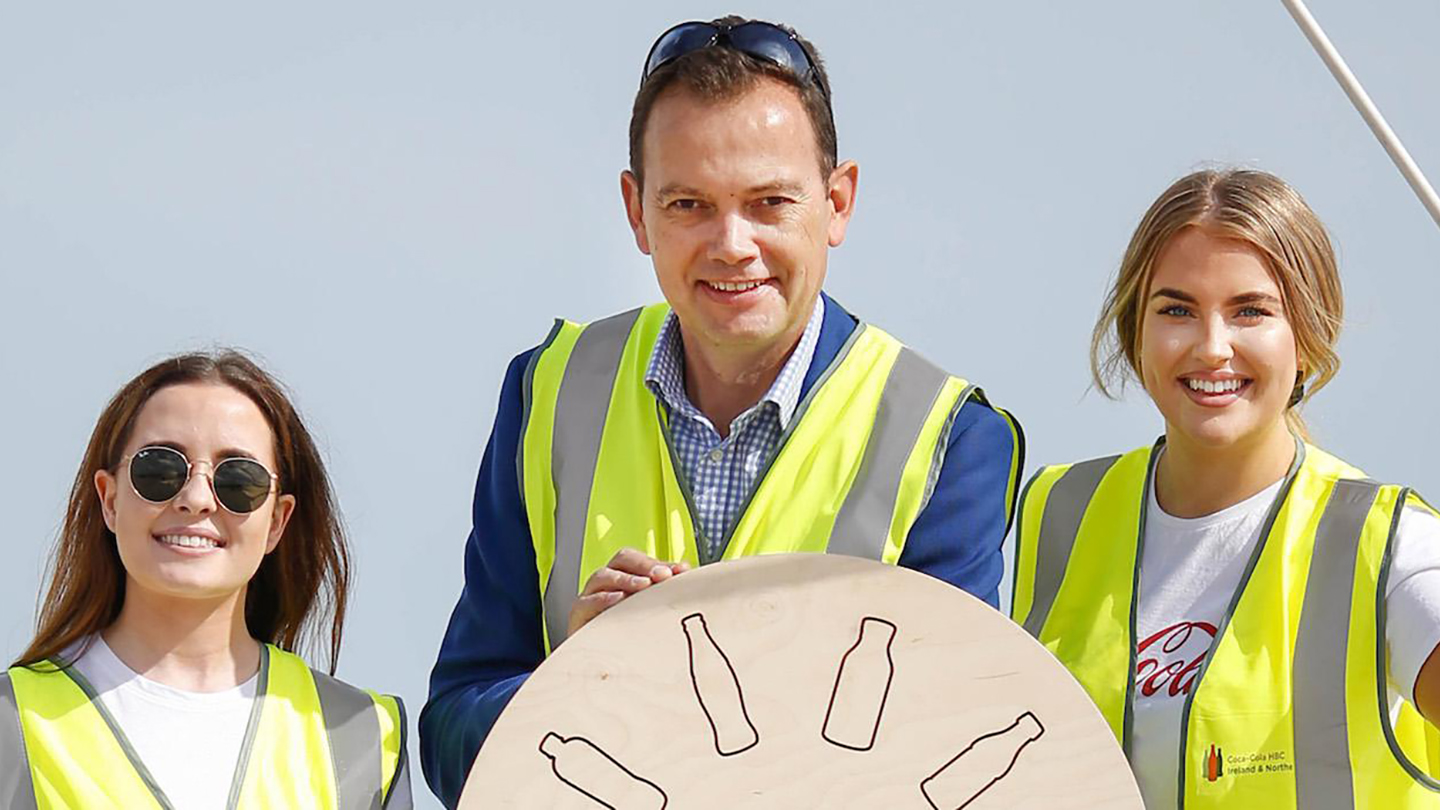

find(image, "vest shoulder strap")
[828,341,973,559]
[1020,452,1127,637]
[535,306,649,650]
[1291,477,1384,806]
[301,652,401,810]
[0,670,38,809]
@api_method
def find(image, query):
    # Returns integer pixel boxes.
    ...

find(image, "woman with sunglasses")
[1012,169,1440,808]
[0,351,410,808]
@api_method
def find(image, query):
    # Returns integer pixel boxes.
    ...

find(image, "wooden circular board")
[462,554,1141,809]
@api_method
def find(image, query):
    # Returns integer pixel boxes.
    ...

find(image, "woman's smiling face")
[1140,227,1299,452]
[95,382,294,605]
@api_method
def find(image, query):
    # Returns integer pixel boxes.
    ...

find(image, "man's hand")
[567,548,690,638]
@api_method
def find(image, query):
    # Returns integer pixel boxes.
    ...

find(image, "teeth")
[708,280,764,292]
[1186,379,1244,394]
[158,534,220,549]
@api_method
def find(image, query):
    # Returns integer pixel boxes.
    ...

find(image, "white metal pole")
[1280,0,1440,230]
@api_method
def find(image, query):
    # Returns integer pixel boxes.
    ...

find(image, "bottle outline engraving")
[681,612,760,756]
[821,616,898,751]
[538,732,669,809]
[919,711,1046,810]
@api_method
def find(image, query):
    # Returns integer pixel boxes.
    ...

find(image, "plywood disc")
[462,554,1141,809]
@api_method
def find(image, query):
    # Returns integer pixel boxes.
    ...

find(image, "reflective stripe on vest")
[543,308,645,650]
[1019,454,1121,639]
[1,645,406,809]
[0,672,38,810]
[828,347,971,557]
[1291,478,1380,808]
[1013,440,1440,808]
[528,303,1006,650]
[312,668,385,810]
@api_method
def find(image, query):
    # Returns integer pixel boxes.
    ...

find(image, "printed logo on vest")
[1201,746,1293,781]
[1135,620,1216,697]
[1204,744,1224,782]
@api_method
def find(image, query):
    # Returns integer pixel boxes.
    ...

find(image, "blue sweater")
[418,297,1023,807]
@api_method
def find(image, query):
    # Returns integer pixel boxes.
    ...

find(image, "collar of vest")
[1,643,405,809]
[522,303,982,653]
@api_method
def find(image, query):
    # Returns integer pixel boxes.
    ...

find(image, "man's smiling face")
[623,77,853,358]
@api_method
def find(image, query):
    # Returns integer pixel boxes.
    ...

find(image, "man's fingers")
[576,591,625,614]
[568,591,625,636]
[579,566,654,597]
[568,551,693,637]
[606,547,673,580]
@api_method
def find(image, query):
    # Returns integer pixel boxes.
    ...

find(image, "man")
[419,17,1023,806]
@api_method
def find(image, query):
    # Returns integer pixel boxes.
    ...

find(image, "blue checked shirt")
[644,298,825,561]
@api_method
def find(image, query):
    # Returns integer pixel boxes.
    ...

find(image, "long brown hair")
[1091,168,1344,436]
[15,350,351,673]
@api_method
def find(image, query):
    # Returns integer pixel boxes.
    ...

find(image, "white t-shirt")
[1131,478,1440,809]
[65,637,259,810]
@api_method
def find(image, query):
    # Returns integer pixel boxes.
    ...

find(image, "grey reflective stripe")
[829,346,958,558]
[312,669,384,810]
[1022,455,1121,638]
[543,307,645,649]
[0,673,38,810]
[1293,478,1380,810]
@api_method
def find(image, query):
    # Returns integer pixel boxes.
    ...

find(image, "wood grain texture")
[462,554,1141,809]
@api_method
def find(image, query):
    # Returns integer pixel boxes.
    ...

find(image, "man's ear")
[621,170,652,255]
[826,160,859,248]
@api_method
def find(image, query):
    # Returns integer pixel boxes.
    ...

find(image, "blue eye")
[1237,306,1271,318]
[1159,304,1191,317]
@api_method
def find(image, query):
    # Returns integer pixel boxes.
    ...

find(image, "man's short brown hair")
[628,16,837,190]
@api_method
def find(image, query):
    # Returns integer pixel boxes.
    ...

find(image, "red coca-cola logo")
[1135,621,1217,698]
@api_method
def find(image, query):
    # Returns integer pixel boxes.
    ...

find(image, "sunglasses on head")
[123,446,277,515]
[642,20,829,101]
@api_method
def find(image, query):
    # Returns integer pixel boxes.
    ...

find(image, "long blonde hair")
[1091,168,1344,435]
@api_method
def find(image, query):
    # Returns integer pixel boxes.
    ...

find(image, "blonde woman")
[1012,169,1440,808]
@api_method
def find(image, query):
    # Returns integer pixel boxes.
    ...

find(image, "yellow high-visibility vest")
[522,303,1023,651]
[0,644,409,809]
[1012,438,1440,808]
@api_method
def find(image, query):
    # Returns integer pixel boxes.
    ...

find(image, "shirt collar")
[644,296,825,431]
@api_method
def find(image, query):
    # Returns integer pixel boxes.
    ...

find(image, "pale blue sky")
[2,2,1436,805]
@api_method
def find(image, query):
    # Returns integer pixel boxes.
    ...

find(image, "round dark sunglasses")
[642,20,829,101]
[124,446,277,515]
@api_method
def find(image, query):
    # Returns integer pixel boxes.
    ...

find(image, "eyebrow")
[655,183,707,201]
[1227,291,1282,307]
[745,180,808,197]
[216,447,261,461]
[653,180,808,201]
[133,440,260,462]
[1150,287,1197,304]
[1149,288,1281,307]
